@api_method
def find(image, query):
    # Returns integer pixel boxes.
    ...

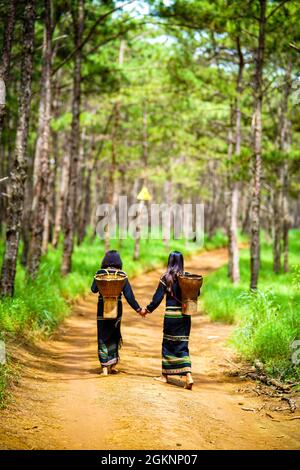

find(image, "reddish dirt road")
[1,248,299,450]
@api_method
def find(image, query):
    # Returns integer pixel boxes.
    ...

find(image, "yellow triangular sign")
[137,186,152,201]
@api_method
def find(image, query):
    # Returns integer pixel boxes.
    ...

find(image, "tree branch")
[52,0,136,75]
[266,0,291,20]
[289,42,300,53]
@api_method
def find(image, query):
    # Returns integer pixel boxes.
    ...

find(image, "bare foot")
[110,365,119,374]
[185,372,194,390]
[101,366,109,376]
[154,375,168,383]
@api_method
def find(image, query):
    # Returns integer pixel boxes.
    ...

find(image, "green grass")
[201,229,300,381]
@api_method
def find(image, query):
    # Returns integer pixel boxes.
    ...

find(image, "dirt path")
[1,247,299,450]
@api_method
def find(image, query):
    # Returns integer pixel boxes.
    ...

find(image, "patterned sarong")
[97,316,121,366]
[162,307,191,375]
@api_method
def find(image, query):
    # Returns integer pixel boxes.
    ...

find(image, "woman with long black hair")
[91,250,142,375]
[144,251,195,389]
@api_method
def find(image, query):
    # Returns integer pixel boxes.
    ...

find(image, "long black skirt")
[161,307,192,376]
[97,297,122,367]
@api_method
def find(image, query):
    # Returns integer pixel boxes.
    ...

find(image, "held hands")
[139,307,148,318]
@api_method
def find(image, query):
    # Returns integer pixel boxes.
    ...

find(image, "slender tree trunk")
[228,37,243,283]
[0,0,17,137]
[81,166,92,240]
[250,0,266,290]
[52,139,70,248]
[91,161,103,235]
[76,128,87,244]
[27,0,52,278]
[0,1,35,296]
[282,161,289,272]
[46,63,60,247]
[133,201,144,260]
[163,172,173,249]
[229,184,239,280]
[89,113,113,234]
[241,188,251,234]
[105,43,124,252]
[47,134,58,245]
[42,156,55,253]
[278,64,291,273]
[134,102,148,259]
[78,136,94,244]
[21,156,35,267]
[61,0,84,275]
[105,102,120,252]
[273,171,282,273]
[226,124,234,278]
[207,160,220,239]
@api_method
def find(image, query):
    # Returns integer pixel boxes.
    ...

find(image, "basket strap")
[106,267,120,276]
[112,269,125,277]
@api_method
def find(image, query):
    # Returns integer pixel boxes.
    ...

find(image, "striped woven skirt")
[162,307,192,376]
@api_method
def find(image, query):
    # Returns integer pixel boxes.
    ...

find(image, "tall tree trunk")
[250,0,266,290]
[134,102,148,260]
[0,1,35,296]
[279,64,291,273]
[226,124,234,278]
[52,138,70,248]
[61,0,84,276]
[273,174,281,273]
[21,158,34,267]
[75,128,86,244]
[78,134,94,244]
[207,160,220,239]
[27,0,52,278]
[273,63,291,273]
[0,0,17,137]
[282,160,289,272]
[133,200,144,260]
[90,117,112,234]
[105,105,119,252]
[48,133,58,245]
[228,37,243,284]
[163,171,173,250]
[42,156,55,254]
[241,187,251,234]
[105,43,124,252]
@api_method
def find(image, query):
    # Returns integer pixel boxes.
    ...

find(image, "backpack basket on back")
[94,269,127,319]
[178,273,203,315]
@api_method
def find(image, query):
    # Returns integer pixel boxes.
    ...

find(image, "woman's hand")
[139,307,148,318]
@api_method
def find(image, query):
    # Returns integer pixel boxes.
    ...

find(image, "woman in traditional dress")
[144,251,195,389]
[91,250,142,375]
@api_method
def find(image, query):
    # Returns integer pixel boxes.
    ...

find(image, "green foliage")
[204,229,235,251]
[201,230,300,380]
[0,364,11,407]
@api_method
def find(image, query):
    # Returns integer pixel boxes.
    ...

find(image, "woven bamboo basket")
[94,270,127,319]
[178,273,203,315]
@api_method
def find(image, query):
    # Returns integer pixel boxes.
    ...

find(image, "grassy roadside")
[0,230,228,405]
[201,229,300,381]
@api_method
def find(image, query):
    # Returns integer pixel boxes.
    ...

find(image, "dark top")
[91,268,141,313]
[146,274,183,313]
